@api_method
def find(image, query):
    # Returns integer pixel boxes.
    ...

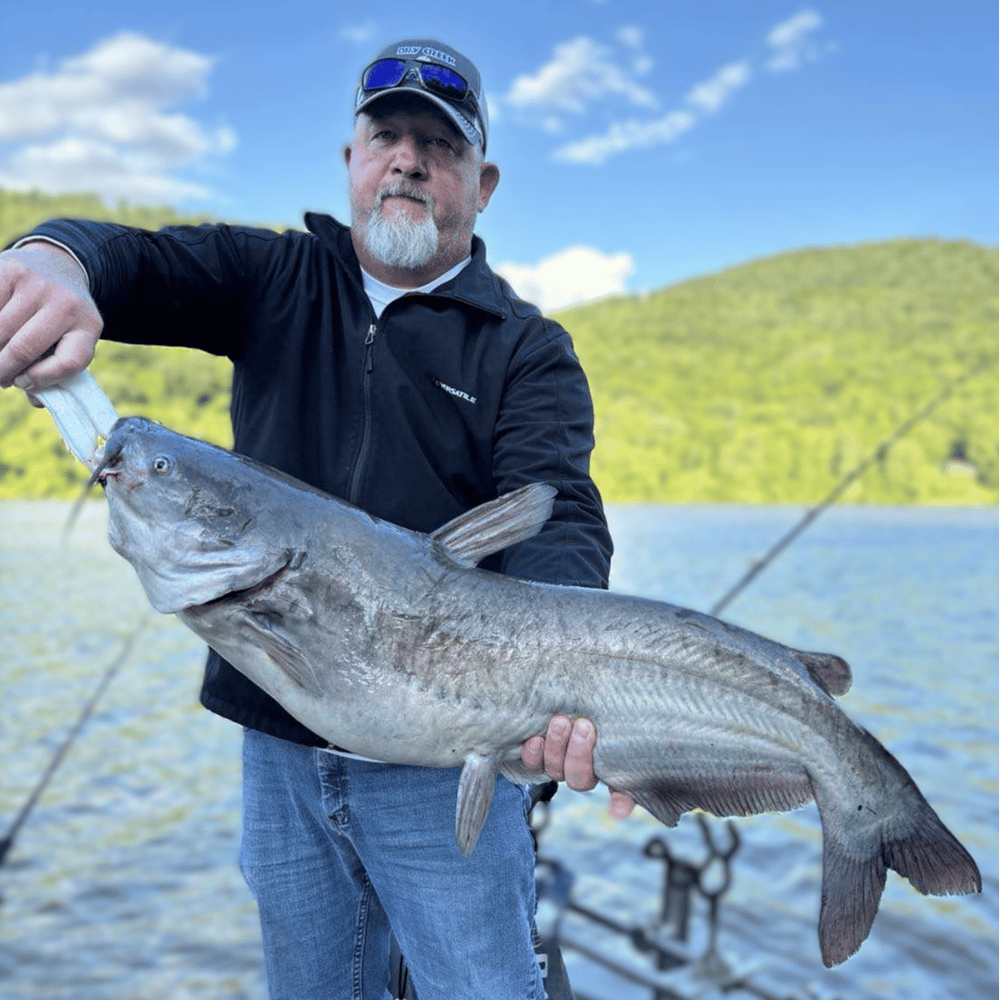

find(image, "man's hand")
[521,714,636,819]
[0,242,103,393]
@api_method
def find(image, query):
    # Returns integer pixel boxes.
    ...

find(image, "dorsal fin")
[430,484,557,568]
[794,649,853,697]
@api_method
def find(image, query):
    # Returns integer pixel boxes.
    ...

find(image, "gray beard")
[364,201,439,271]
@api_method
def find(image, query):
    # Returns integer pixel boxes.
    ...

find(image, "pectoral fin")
[456,753,503,856]
[235,610,324,697]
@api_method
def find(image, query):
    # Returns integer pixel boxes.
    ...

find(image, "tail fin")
[818,835,889,967]
[818,801,981,967]
[882,807,982,898]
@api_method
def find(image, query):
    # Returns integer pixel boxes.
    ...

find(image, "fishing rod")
[709,354,994,617]
[0,615,151,869]
[0,374,128,872]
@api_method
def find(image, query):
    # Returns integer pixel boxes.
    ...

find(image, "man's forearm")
[10,237,91,287]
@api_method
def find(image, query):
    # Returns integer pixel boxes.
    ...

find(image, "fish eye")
[152,455,173,475]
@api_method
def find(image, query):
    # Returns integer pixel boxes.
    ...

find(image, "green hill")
[560,238,997,503]
[561,240,1000,503]
[0,190,996,503]
[0,189,218,246]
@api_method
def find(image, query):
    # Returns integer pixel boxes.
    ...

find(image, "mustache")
[377,180,430,206]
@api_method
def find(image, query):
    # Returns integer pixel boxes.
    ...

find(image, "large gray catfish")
[95,416,980,967]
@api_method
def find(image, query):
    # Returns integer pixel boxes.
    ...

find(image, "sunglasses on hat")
[362,58,472,105]
[356,41,488,151]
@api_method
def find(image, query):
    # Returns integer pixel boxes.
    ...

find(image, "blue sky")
[1,1,996,309]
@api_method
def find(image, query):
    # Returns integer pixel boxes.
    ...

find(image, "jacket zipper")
[348,322,377,505]
[343,284,490,507]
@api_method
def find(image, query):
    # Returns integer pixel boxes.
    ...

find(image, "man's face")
[345,94,499,285]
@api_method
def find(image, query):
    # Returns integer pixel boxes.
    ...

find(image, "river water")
[0,501,995,1000]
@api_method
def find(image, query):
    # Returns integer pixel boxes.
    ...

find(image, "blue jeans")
[240,728,545,1000]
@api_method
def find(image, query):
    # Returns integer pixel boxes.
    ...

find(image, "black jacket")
[24,212,613,745]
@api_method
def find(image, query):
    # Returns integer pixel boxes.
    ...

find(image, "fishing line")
[709,354,995,617]
[0,613,152,869]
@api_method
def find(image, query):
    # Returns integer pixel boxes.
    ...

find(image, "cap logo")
[396,43,456,67]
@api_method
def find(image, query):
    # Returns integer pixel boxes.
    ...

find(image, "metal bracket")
[532,808,837,1000]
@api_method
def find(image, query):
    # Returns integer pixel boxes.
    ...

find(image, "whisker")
[61,437,124,548]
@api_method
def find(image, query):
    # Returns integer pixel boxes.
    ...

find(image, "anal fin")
[614,766,814,830]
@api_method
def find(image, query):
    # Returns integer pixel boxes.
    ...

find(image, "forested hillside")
[0,189,217,246]
[0,189,996,502]
[562,238,997,503]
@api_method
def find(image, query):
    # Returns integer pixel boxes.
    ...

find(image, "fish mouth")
[182,549,304,615]
[62,434,126,543]
[93,434,126,488]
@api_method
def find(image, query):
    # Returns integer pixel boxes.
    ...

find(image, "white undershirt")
[361,257,470,318]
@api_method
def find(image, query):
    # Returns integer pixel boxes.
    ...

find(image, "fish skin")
[97,416,981,967]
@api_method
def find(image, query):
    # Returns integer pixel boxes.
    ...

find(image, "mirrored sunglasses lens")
[363,59,406,90]
[420,64,468,100]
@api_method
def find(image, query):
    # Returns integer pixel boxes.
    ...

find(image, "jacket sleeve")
[12,218,286,359]
[491,313,613,590]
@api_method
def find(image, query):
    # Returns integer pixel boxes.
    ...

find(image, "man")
[0,38,633,999]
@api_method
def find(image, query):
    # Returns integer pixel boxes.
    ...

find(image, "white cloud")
[484,90,501,128]
[62,31,212,103]
[494,245,635,312]
[521,13,830,167]
[554,110,695,165]
[766,9,824,72]
[551,55,751,165]
[0,31,234,204]
[1,137,211,203]
[505,35,657,132]
[615,25,645,51]
[616,25,654,75]
[338,22,378,45]
[215,124,238,156]
[685,60,752,114]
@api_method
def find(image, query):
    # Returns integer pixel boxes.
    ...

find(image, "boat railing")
[531,802,842,1000]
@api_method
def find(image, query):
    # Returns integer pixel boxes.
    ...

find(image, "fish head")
[97,416,298,614]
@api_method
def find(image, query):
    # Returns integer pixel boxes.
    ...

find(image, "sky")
[1,1,996,311]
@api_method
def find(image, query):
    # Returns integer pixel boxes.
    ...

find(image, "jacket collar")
[304,212,507,320]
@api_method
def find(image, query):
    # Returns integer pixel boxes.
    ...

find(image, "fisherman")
[0,38,635,999]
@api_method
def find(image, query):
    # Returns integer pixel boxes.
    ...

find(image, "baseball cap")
[355,39,489,152]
